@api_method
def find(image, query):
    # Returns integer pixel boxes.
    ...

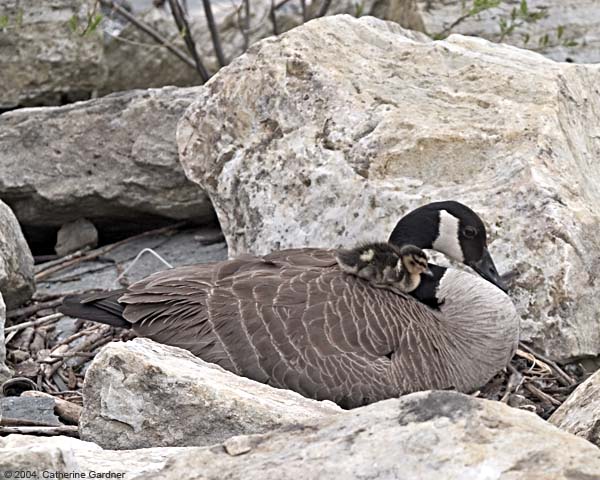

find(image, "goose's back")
[118,249,519,408]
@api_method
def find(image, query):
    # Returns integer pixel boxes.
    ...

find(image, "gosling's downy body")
[60,201,519,408]
[335,243,432,293]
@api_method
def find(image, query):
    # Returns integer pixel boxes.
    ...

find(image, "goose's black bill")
[468,248,507,292]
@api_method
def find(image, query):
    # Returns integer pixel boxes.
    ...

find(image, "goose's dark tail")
[59,290,131,329]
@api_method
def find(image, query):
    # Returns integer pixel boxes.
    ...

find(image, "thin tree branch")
[274,0,293,8]
[269,0,279,35]
[201,0,227,67]
[242,0,250,50]
[167,0,210,82]
[98,0,199,74]
[315,0,332,18]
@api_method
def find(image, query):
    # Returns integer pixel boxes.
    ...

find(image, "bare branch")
[241,0,251,50]
[201,0,227,67]
[269,0,278,35]
[315,0,333,18]
[98,0,199,75]
[167,0,210,82]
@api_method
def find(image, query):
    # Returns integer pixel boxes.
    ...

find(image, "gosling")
[335,243,433,293]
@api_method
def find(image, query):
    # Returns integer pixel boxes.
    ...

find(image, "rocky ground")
[2,1,600,478]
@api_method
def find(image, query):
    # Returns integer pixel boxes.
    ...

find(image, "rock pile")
[4,389,600,479]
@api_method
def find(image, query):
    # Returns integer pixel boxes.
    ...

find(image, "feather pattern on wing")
[113,248,519,408]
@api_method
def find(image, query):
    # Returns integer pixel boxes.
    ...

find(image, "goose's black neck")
[388,206,439,250]
[411,264,446,310]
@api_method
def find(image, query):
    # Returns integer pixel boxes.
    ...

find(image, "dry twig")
[5,313,63,333]
[99,0,200,73]
[0,426,79,437]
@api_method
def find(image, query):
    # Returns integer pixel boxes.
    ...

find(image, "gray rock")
[79,338,341,449]
[0,396,61,427]
[406,0,600,64]
[0,293,12,383]
[0,200,34,309]
[0,0,107,109]
[4,392,600,478]
[178,15,600,361]
[0,435,188,476]
[0,87,214,242]
[549,369,600,447]
[142,391,600,479]
[55,218,99,256]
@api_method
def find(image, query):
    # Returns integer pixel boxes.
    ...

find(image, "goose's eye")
[463,226,477,239]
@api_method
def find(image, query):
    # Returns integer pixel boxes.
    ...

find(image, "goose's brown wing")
[117,249,437,407]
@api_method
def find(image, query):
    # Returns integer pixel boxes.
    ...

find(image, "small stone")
[223,435,256,456]
[55,218,99,257]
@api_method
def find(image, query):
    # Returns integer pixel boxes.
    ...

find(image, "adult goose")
[60,201,519,408]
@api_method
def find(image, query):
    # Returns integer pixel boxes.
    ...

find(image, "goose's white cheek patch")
[432,210,464,262]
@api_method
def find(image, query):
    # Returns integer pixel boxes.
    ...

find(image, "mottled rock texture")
[5,392,600,479]
[550,369,600,447]
[0,0,106,109]
[178,15,600,361]
[406,0,600,63]
[80,338,341,449]
[142,392,600,479]
[0,200,34,309]
[0,87,214,242]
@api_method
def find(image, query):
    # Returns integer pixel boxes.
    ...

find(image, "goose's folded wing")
[117,253,436,407]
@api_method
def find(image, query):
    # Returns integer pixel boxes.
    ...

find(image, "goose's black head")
[388,201,506,292]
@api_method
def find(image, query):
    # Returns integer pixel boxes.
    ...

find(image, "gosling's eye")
[463,226,477,239]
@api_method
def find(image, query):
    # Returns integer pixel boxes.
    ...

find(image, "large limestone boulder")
[5,392,600,478]
[0,200,34,309]
[550,369,600,447]
[0,0,106,109]
[401,0,600,64]
[101,0,395,94]
[140,392,600,479]
[80,338,341,449]
[178,15,600,361]
[0,87,214,243]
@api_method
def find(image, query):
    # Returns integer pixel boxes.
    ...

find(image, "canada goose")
[335,243,432,293]
[60,201,519,408]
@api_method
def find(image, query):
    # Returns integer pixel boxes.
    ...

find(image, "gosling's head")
[398,245,433,277]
